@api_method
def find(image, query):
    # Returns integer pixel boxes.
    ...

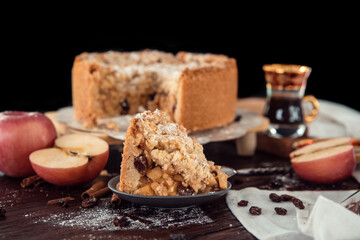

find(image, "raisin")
[280,194,294,202]
[291,197,305,209]
[172,102,177,113]
[237,200,249,207]
[149,92,156,101]
[234,115,242,122]
[113,216,131,228]
[211,185,220,192]
[269,193,281,202]
[211,170,218,177]
[134,155,148,175]
[89,65,97,74]
[274,207,287,215]
[249,206,262,215]
[177,185,195,196]
[120,99,130,114]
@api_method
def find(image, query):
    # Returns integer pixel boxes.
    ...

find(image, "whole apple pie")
[119,110,228,196]
[72,50,238,132]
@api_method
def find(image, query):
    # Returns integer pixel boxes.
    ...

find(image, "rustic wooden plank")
[1,141,359,240]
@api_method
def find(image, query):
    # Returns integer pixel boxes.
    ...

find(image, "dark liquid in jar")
[264,97,303,125]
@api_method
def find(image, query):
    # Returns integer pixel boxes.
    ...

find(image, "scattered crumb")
[100,170,109,176]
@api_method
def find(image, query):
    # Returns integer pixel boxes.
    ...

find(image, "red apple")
[29,134,109,186]
[0,111,57,177]
[291,145,356,183]
[290,137,352,159]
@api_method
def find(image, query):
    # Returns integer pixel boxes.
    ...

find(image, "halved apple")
[291,144,356,183]
[290,137,352,159]
[30,134,109,186]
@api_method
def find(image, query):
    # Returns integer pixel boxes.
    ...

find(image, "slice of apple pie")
[119,109,228,196]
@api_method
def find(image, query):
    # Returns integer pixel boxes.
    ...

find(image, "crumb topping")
[74,50,235,131]
[82,50,228,71]
[132,110,221,193]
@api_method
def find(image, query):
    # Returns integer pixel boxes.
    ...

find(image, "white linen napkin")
[298,195,360,240]
[226,187,360,240]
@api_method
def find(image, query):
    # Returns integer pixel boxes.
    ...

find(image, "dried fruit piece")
[249,206,262,215]
[237,200,249,207]
[291,197,305,209]
[234,115,242,122]
[113,216,131,228]
[274,207,287,215]
[177,185,195,196]
[110,194,122,206]
[134,155,148,175]
[120,99,130,114]
[211,185,220,192]
[280,194,294,202]
[269,193,281,202]
[149,92,156,101]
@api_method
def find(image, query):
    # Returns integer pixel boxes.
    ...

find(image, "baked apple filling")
[119,110,228,196]
[133,153,227,196]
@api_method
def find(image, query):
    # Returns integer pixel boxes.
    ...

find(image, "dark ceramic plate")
[108,175,231,208]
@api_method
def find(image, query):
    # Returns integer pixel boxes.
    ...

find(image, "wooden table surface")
[1,141,359,240]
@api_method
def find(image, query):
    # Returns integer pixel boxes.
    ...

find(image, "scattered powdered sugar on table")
[25,199,213,231]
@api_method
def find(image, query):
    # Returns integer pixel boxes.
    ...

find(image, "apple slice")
[291,145,356,183]
[30,134,109,186]
[290,137,352,159]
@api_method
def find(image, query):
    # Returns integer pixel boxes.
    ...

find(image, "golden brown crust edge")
[72,54,97,124]
[175,58,238,132]
[119,118,141,192]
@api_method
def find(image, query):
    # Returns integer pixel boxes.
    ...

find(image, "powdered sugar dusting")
[135,109,187,140]
[135,109,188,142]
[24,199,213,231]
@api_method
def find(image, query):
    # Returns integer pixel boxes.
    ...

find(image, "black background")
[1,34,359,113]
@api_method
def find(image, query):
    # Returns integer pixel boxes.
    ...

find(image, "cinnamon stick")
[91,187,110,198]
[110,193,121,206]
[80,187,111,208]
[47,197,75,207]
[33,179,45,187]
[81,196,98,208]
[81,181,106,199]
[20,175,42,188]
